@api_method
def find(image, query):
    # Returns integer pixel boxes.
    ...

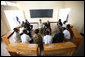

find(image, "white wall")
[17,1,65,22]
[1,1,84,35]
[64,1,84,33]
[16,1,84,33]
[16,1,65,32]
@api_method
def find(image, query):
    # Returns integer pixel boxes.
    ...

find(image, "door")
[58,8,70,23]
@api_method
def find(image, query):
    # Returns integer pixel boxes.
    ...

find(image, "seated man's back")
[21,34,31,44]
[52,32,64,43]
[63,29,70,40]
[43,35,52,44]
[43,31,53,44]
[52,28,64,43]
[21,30,31,44]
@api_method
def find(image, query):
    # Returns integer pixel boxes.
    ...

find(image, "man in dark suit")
[52,28,64,43]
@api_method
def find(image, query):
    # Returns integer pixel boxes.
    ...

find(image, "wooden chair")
[1,31,14,46]
[43,42,76,56]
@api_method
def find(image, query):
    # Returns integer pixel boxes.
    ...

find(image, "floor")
[1,31,84,56]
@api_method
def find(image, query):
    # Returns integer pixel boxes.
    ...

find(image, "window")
[7,2,18,6]
[59,8,70,22]
[1,1,19,6]
[1,1,7,5]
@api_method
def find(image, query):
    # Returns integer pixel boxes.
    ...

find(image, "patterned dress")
[33,34,43,47]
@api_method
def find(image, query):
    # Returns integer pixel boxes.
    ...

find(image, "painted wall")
[16,1,84,33]
[64,1,84,33]
[16,1,65,32]
[1,1,84,36]
[17,1,65,22]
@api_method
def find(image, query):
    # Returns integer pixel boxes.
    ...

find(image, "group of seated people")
[12,19,71,52]
[38,19,51,35]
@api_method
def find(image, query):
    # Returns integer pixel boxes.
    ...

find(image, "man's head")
[47,20,50,24]
[22,21,24,24]
[58,28,63,33]
[59,19,61,22]
[39,19,42,23]
[39,19,41,21]
[23,29,27,34]
[63,21,66,24]
[25,19,29,22]
[62,27,66,31]
[13,28,18,32]
[46,31,50,35]
[66,24,70,30]
[35,29,39,34]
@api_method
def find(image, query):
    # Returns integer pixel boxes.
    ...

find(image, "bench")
[1,25,82,56]
[71,27,83,47]
[6,42,38,56]
[43,42,76,56]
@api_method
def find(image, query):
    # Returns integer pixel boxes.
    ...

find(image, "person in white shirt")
[38,19,43,34]
[20,27,25,34]
[63,27,70,40]
[21,29,31,44]
[13,28,21,42]
[38,19,43,28]
[62,21,67,28]
[43,31,53,44]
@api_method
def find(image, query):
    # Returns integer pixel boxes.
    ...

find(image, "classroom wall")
[1,1,84,36]
[64,1,84,33]
[17,1,65,22]
[17,1,84,33]
[1,5,19,36]
[16,1,65,32]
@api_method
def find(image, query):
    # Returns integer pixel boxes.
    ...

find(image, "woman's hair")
[13,28,18,32]
[35,29,39,34]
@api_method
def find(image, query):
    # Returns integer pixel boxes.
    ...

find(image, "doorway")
[4,10,25,30]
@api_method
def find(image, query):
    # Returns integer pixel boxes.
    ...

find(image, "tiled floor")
[1,40,10,56]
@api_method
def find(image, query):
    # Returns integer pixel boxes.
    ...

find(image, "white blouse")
[43,35,53,44]
[63,30,70,39]
[21,34,31,44]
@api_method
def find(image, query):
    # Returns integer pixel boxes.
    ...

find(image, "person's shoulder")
[65,30,69,32]
[48,35,52,37]
[50,35,52,38]
[43,35,46,38]
[25,34,30,36]
[63,30,67,33]
[43,36,46,39]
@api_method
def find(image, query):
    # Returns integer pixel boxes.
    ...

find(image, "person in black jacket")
[52,28,64,43]
[44,21,51,35]
[24,19,32,37]
[57,19,62,26]
[25,19,31,30]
